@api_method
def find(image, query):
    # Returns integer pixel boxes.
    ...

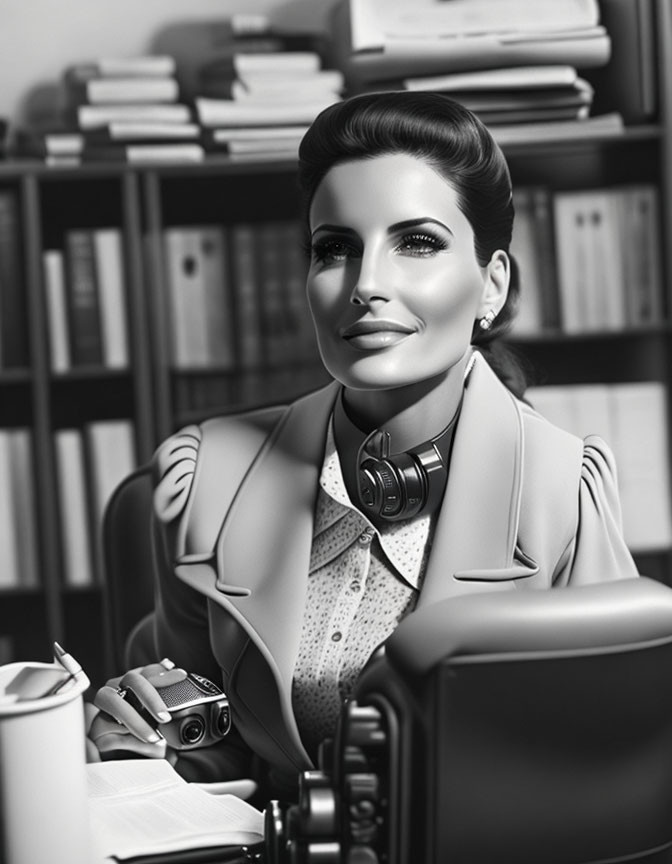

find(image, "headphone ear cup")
[358,454,427,521]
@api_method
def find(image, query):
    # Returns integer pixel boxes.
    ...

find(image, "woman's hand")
[86,660,187,761]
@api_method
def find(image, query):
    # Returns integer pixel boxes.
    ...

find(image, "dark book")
[64,229,104,365]
[585,0,657,123]
[0,190,30,368]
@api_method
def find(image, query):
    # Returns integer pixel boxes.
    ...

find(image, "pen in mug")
[52,642,84,694]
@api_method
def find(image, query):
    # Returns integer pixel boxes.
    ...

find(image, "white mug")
[0,660,94,864]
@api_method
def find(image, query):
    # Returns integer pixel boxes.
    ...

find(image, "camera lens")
[180,716,205,745]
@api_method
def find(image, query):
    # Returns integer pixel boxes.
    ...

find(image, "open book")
[87,759,264,861]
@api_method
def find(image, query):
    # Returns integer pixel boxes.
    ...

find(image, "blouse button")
[358,530,374,545]
[331,631,342,642]
[350,581,361,592]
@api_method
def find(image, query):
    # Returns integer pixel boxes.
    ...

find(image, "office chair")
[274,577,672,864]
[102,464,156,674]
[102,468,672,862]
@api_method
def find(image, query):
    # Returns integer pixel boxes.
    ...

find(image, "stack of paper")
[329,0,623,142]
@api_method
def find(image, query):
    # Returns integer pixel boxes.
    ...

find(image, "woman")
[88,91,639,794]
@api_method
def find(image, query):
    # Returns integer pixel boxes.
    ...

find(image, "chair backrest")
[321,577,672,864]
[102,465,155,674]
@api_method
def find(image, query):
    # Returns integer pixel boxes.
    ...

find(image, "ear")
[477,250,510,318]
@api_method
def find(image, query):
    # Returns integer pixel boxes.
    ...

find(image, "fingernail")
[147,732,162,743]
[158,711,171,723]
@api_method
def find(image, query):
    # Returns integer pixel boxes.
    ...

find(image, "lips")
[341,318,415,350]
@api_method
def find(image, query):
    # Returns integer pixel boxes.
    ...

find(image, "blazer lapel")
[418,354,534,607]
[209,381,340,689]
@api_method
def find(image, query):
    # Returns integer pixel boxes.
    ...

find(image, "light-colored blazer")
[151,353,638,778]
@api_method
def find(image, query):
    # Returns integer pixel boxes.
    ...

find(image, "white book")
[553,192,593,333]
[233,51,322,76]
[609,382,672,552]
[0,431,21,588]
[583,190,626,331]
[163,226,234,368]
[209,125,310,143]
[8,429,39,588]
[89,56,177,78]
[92,229,129,368]
[42,249,71,372]
[97,121,201,141]
[196,97,337,128]
[239,68,345,92]
[84,420,136,543]
[54,429,94,587]
[226,137,302,156]
[77,103,191,130]
[83,77,179,105]
[404,65,579,92]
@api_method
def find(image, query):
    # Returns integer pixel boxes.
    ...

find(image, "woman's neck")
[341,351,471,451]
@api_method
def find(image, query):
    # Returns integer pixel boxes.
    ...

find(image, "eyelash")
[394,232,448,256]
[311,231,448,264]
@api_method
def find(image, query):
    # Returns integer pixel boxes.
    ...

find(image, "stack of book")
[162,220,322,406]
[326,0,652,142]
[192,16,341,158]
[508,183,663,336]
[42,226,130,371]
[15,56,202,165]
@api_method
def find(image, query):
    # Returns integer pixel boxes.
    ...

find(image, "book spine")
[0,430,21,588]
[42,249,71,372]
[92,229,130,368]
[200,226,235,368]
[54,428,95,587]
[84,419,137,581]
[609,382,672,552]
[529,187,560,331]
[9,429,40,588]
[0,190,30,368]
[509,187,544,336]
[163,227,212,367]
[64,229,104,365]
[584,190,626,331]
[553,192,592,334]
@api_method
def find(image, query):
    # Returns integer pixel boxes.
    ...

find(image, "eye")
[394,232,448,257]
[311,237,360,264]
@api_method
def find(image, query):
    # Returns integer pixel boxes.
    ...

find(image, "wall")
[0,0,336,126]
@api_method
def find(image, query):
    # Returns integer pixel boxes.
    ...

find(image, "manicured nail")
[147,732,162,743]
[158,711,171,723]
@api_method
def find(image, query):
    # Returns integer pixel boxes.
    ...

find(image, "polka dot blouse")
[292,420,434,758]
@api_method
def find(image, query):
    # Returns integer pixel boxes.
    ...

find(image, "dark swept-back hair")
[297,91,529,397]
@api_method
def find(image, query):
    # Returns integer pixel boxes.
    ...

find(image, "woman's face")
[306,153,507,391]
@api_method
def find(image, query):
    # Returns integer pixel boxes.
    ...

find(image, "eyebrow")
[310,217,453,239]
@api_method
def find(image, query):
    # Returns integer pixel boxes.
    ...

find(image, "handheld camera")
[122,671,231,750]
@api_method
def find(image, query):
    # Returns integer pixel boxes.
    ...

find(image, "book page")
[88,760,264,860]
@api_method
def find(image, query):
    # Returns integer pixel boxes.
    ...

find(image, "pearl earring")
[479,309,497,331]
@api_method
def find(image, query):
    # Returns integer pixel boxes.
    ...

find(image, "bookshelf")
[1,0,671,685]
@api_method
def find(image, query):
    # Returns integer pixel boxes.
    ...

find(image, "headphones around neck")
[356,421,457,521]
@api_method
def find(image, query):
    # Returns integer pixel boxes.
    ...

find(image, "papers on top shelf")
[349,0,602,50]
[87,759,264,861]
[403,65,580,92]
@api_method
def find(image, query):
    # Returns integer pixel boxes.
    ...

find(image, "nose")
[349,244,389,306]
